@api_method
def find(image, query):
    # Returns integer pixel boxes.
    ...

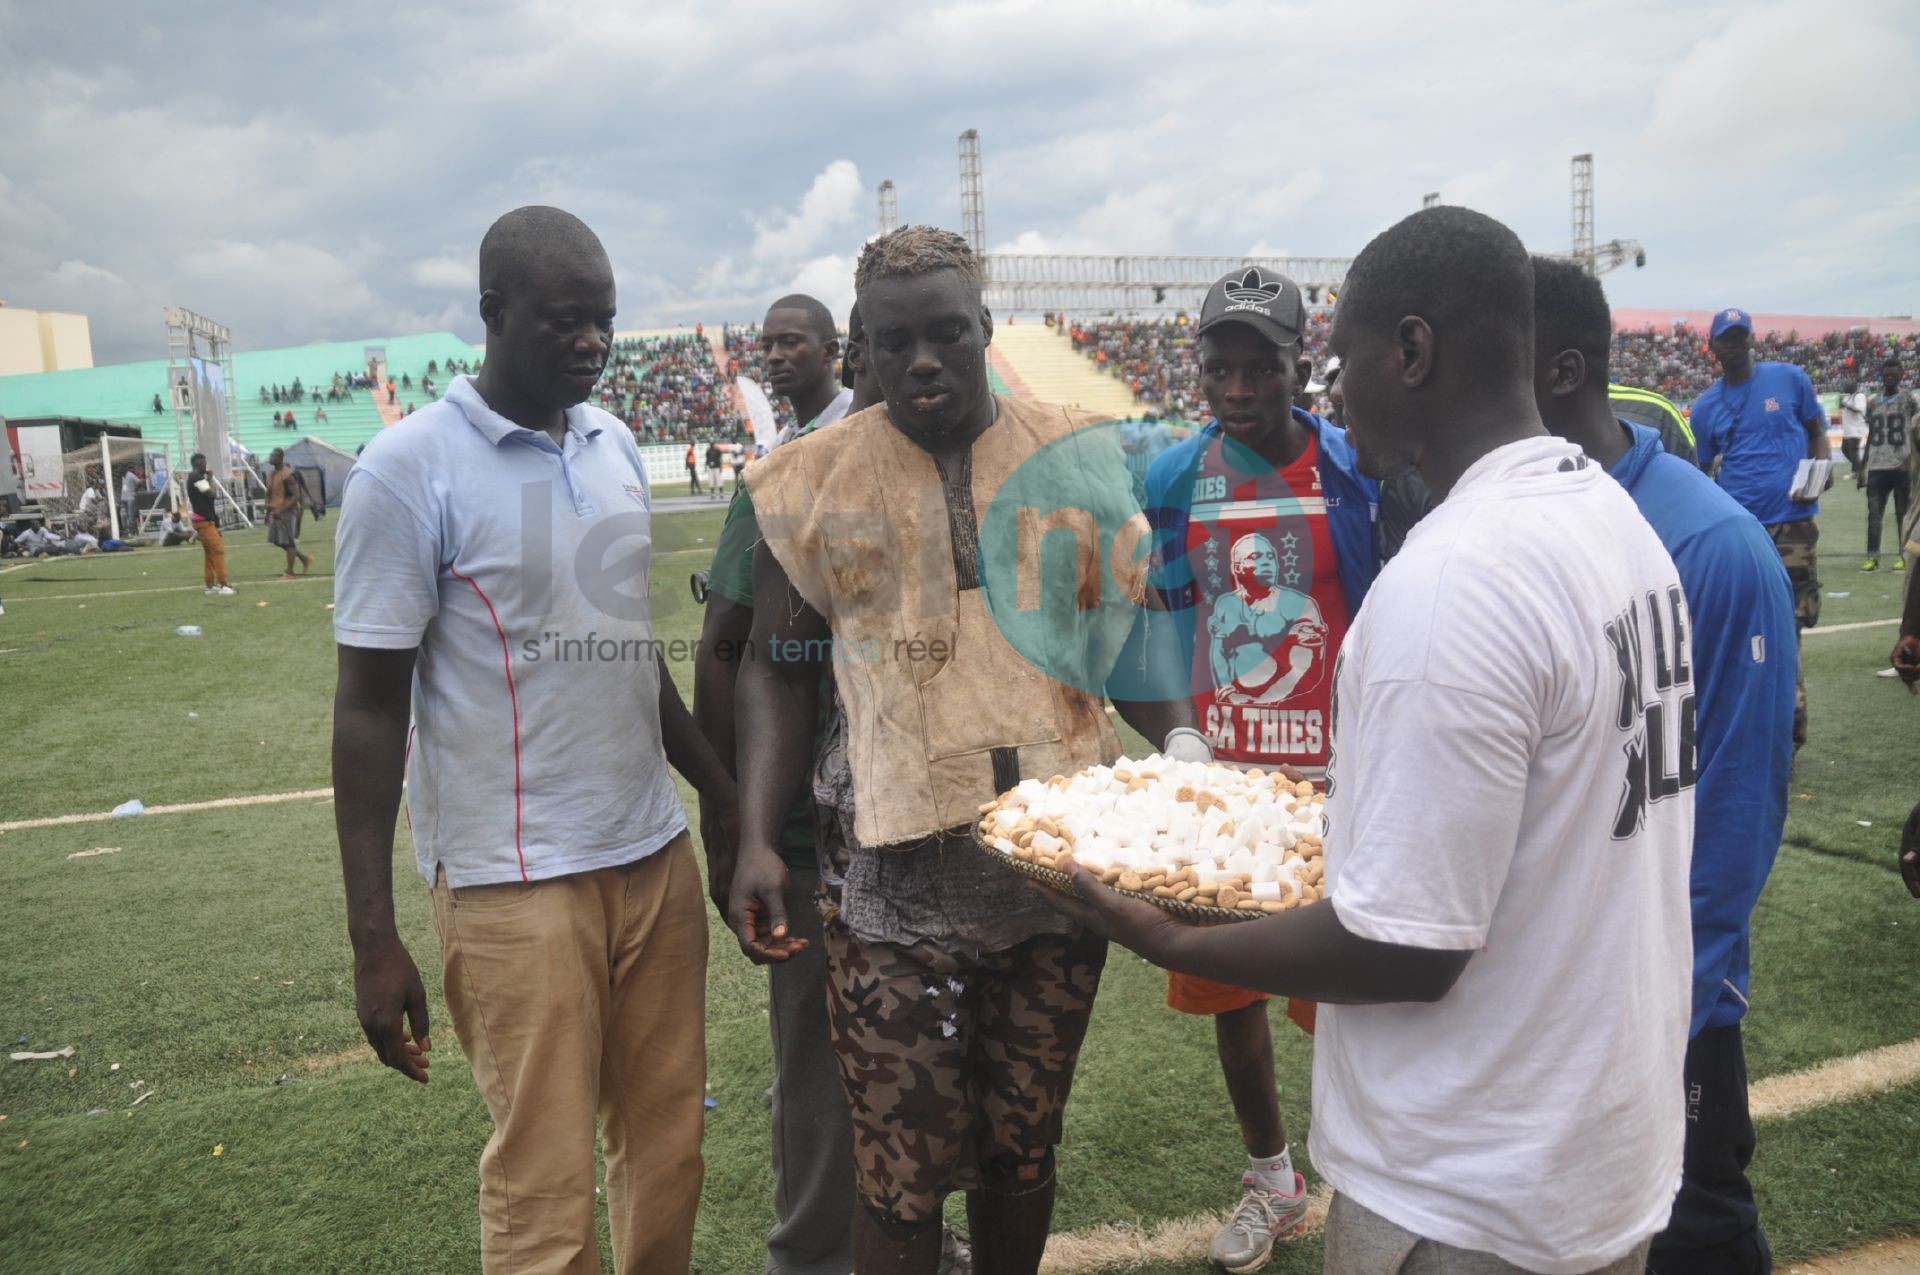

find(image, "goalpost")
[41,437,169,541]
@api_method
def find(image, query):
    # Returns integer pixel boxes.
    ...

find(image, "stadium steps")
[0,332,479,460]
[989,322,1143,418]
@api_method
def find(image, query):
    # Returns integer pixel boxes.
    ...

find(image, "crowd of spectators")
[1064,311,1911,419]
[1608,323,1909,400]
[721,324,799,433]
[1064,312,1333,421]
[595,331,747,443]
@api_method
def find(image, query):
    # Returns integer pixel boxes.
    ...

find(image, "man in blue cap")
[1690,307,1832,747]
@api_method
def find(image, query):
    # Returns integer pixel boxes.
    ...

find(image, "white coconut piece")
[992,838,1017,855]
[1250,880,1282,900]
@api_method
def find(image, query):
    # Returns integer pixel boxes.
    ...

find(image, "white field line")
[0,787,334,834]
[1748,1037,1920,1121]
[1039,1035,1920,1273]
[1803,618,1901,637]
[4,576,330,603]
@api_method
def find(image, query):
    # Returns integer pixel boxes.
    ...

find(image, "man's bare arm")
[1042,870,1471,1005]
[693,596,755,910]
[728,541,828,961]
[334,644,431,1083]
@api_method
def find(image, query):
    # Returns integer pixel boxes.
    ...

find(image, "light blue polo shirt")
[333,377,686,888]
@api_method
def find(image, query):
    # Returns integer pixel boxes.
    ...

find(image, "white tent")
[284,435,357,510]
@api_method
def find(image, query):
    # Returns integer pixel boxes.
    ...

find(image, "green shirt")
[706,408,845,866]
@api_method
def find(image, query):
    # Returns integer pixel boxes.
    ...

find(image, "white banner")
[737,378,778,455]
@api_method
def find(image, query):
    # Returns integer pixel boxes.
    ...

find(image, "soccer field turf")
[2,482,1916,1273]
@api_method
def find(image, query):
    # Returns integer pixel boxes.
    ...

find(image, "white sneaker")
[215,585,236,596]
[1208,1173,1309,1273]
[205,586,218,595]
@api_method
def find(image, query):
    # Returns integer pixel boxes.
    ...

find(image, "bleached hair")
[854,225,981,293]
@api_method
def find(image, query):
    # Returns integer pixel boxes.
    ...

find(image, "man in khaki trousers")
[331,205,738,1273]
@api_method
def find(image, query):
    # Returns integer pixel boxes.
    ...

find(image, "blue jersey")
[1691,360,1825,526]
[1609,422,1797,1035]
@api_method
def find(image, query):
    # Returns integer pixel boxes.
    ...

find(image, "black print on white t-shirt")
[1606,584,1696,840]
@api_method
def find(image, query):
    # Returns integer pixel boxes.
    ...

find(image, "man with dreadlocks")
[729,226,1203,1275]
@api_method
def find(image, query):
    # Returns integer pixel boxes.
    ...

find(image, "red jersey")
[1180,433,1350,776]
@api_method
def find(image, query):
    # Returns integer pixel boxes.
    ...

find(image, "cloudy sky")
[3,0,1915,365]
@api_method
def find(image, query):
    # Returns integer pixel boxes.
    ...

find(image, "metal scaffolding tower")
[1572,153,1596,275]
[979,254,1349,314]
[958,129,986,262]
[1421,192,1441,209]
[878,180,899,235]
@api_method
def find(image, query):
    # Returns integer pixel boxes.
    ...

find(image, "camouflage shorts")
[823,923,1108,1225]
[1767,517,1820,630]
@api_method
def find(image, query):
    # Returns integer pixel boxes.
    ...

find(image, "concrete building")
[0,305,95,375]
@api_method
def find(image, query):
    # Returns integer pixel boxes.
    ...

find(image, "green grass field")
[2,480,1917,1274]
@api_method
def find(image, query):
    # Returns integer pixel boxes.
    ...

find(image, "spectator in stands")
[186,452,234,595]
[152,393,165,413]
[266,448,315,579]
[316,406,329,425]
[1692,308,1832,749]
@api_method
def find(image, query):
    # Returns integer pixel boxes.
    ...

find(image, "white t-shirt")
[1311,437,1692,1274]
[1839,391,1868,441]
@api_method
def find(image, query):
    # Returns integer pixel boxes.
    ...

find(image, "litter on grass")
[1826,591,1851,599]
[130,1090,155,1108]
[109,800,144,818]
[1858,820,1874,827]
[703,1096,718,1110]
[68,847,121,860]
[11,1047,75,1062]
[212,1144,223,1156]
[173,625,202,637]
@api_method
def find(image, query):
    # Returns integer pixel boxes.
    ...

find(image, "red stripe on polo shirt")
[446,565,527,881]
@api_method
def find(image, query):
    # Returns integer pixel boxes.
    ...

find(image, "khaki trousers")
[429,834,707,1274]
[194,521,227,586]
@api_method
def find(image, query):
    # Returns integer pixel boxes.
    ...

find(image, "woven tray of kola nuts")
[974,754,1327,925]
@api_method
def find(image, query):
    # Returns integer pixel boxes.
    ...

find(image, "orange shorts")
[1166,971,1317,1034]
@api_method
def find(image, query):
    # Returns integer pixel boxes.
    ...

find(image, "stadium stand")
[1062,309,1915,418]
[0,332,478,458]
[991,320,1144,419]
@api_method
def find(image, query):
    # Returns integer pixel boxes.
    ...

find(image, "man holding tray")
[728,225,1206,1275]
[1043,207,1694,1275]
[1143,266,1382,1272]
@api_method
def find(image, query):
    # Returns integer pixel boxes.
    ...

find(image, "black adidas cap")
[1196,266,1307,348]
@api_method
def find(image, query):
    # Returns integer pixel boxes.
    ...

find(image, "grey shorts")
[267,512,299,548]
[1323,1193,1652,1275]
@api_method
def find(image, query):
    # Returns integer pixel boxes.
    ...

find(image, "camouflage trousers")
[1767,518,1818,749]
[823,922,1107,1225]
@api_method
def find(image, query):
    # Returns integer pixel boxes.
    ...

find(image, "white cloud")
[750,160,864,265]
[410,255,472,290]
[1,0,1915,363]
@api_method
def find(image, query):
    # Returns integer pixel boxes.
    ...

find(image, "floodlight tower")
[959,129,986,260]
[1572,153,1596,275]
[878,180,899,235]
[1421,192,1441,209]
